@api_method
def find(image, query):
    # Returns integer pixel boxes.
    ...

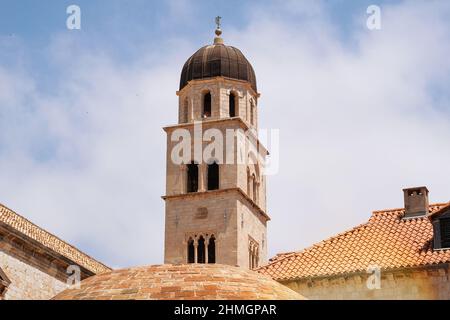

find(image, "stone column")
[199,164,206,192]
[205,236,209,264]
[194,239,198,264]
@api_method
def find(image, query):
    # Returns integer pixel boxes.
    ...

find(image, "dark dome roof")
[52,264,304,300]
[180,44,257,92]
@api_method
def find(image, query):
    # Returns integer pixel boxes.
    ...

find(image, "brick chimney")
[403,186,429,218]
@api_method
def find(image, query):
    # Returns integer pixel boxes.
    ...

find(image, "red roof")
[258,203,450,281]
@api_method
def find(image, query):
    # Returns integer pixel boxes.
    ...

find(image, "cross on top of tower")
[215,16,221,31]
[214,16,223,44]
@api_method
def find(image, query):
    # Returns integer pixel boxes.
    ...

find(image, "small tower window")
[207,161,219,190]
[187,238,195,263]
[250,101,255,125]
[440,218,450,248]
[249,239,259,269]
[197,236,206,263]
[247,168,251,196]
[187,161,198,193]
[208,235,216,264]
[252,173,257,202]
[229,92,236,117]
[203,92,212,118]
[183,98,189,123]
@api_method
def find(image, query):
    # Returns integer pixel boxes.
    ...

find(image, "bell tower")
[163,19,269,269]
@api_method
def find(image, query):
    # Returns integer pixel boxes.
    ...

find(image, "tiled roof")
[53,264,305,300]
[0,203,110,275]
[257,203,450,281]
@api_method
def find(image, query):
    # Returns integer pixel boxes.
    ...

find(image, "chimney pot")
[403,186,429,218]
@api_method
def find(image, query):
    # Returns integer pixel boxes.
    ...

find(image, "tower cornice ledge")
[162,187,271,222]
[163,116,269,156]
[176,76,261,98]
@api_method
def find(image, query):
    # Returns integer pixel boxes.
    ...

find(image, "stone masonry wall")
[283,266,450,300]
[0,250,67,300]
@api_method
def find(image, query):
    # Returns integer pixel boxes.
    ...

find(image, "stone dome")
[52,264,304,300]
[179,43,257,92]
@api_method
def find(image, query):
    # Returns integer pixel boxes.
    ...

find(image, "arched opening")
[197,236,206,263]
[250,101,255,125]
[252,173,257,202]
[229,92,236,117]
[247,168,251,196]
[203,92,211,118]
[187,162,198,193]
[187,238,195,263]
[183,98,189,123]
[207,161,219,190]
[208,235,216,264]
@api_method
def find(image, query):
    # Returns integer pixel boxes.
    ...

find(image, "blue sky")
[1,0,449,268]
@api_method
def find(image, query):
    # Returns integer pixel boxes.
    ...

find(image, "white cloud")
[1,1,450,267]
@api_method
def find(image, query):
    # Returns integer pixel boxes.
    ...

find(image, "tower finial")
[214,16,223,44]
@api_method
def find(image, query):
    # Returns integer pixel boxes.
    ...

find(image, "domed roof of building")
[179,27,257,92]
[52,264,304,300]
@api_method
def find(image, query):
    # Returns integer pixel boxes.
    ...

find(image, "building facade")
[163,25,269,269]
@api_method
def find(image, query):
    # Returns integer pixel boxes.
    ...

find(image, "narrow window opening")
[208,235,216,264]
[250,101,255,125]
[229,93,236,117]
[203,92,211,118]
[197,236,206,263]
[187,162,198,193]
[207,162,219,190]
[252,174,257,202]
[187,238,195,263]
[183,98,189,123]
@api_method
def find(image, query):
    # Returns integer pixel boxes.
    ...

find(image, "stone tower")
[163,21,269,269]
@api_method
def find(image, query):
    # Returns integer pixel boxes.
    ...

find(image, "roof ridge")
[371,202,449,214]
[0,203,110,274]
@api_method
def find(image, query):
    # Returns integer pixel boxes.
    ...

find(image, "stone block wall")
[282,266,450,300]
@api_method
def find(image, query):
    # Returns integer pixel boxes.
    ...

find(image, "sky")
[0,0,450,268]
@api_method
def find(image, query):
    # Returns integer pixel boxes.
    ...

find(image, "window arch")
[186,233,216,264]
[187,238,195,263]
[187,161,199,193]
[197,236,206,263]
[250,100,255,125]
[203,91,212,118]
[207,161,219,190]
[229,92,236,117]
[183,98,189,123]
[247,167,251,197]
[252,173,257,202]
[249,239,259,269]
[208,235,216,264]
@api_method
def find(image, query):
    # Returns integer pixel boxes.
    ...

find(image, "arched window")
[249,240,259,269]
[250,101,255,125]
[197,236,206,263]
[187,238,195,263]
[208,235,216,264]
[229,92,236,117]
[187,162,198,193]
[183,98,189,123]
[252,173,257,202]
[203,92,211,118]
[247,168,251,196]
[207,161,219,190]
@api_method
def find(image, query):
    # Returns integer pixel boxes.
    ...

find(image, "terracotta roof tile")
[0,203,110,274]
[257,203,450,281]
